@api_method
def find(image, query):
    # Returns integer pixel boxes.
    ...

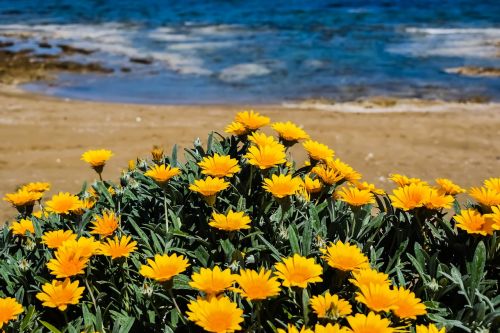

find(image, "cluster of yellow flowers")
[1,110,498,332]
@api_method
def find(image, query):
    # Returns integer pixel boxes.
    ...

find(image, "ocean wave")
[388,26,500,59]
[218,63,271,82]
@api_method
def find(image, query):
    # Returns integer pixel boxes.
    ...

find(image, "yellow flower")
[99,235,137,259]
[198,154,241,178]
[321,240,369,272]
[389,174,426,187]
[484,177,500,193]
[469,187,500,207]
[311,165,343,186]
[487,206,500,230]
[151,146,164,161]
[355,181,385,195]
[144,164,181,185]
[235,110,270,130]
[272,121,310,143]
[80,197,97,211]
[47,247,90,278]
[36,278,84,311]
[327,158,362,183]
[277,324,314,333]
[424,189,454,210]
[21,182,51,193]
[310,292,352,319]
[304,175,322,193]
[128,159,136,171]
[347,312,395,333]
[248,132,278,147]
[355,283,397,312]
[303,140,334,162]
[389,183,432,211]
[42,230,77,249]
[3,189,42,208]
[186,296,243,333]
[209,210,251,231]
[392,286,427,319]
[263,174,303,199]
[245,144,287,169]
[225,121,248,136]
[416,324,446,333]
[274,254,323,288]
[81,149,113,171]
[10,219,35,236]
[349,268,390,288]
[32,210,49,219]
[140,253,189,282]
[336,187,375,206]
[233,268,281,301]
[453,209,494,236]
[189,177,230,205]
[45,192,83,215]
[0,297,23,329]
[90,211,120,237]
[314,323,352,333]
[189,266,235,296]
[435,178,465,196]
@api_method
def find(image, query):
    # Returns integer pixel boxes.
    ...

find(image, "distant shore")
[1,85,500,222]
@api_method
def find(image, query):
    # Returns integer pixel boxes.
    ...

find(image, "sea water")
[0,0,499,104]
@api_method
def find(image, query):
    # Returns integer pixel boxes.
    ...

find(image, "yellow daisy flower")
[355,181,385,195]
[235,110,270,130]
[99,235,137,259]
[277,324,314,333]
[303,140,334,162]
[327,158,362,183]
[0,297,23,329]
[36,278,84,311]
[144,164,181,185]
[21,182,51,193]
[453,209,494,236]
[233,268,281,301]
[189,177,230,205]
[424,189,454,210]
[209,210,251,231]
[81,149,113,173]
[272,121,310,143]
[355,283,397,312]
[262,174,303,199]
[469,186,500,207]
[186,296,243,333]
[245,143,287,169]
[45,192,83,215]
[189,266,235,297]
[90,211,120,237]
[151,146,164,161]
[321,240,369,272]
[389,174,426,187]
[60,237,101,258]
[3,189,42,208]
[347,312,396,333]
[336,187,375,206]
[487,205,500,230]
[304,175,322,193]
[435,178,465,196]
[484,177,500,193]
[140,253,189,282]
[389,183,432,211]
[310,292,352,319]
[392,286,427,319]
[41,230,77,249]
[416,324,446,333]
[248,132,278,147]
[274,254,323,288]
[349,268,390,288]
[47,247,90,278]
[311,164,344,186]
[225,121,248,136]
[198,153,241,178]
[10,218,35,236]
[314,323,352,333]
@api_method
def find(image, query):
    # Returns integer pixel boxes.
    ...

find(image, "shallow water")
[1,0,499,104]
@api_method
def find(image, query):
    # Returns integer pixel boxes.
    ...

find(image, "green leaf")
[288,224,301,255]
[39,321,62,333]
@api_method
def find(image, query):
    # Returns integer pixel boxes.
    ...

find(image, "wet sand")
[1,85,500,222]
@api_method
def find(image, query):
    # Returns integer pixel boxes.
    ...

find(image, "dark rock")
[57,44,95,55]
[38,42,52,49]
[129,57,154,65]
[120,67,131,72]
[0,41,14,48]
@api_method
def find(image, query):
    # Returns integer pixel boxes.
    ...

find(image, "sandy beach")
[1,85,499,221]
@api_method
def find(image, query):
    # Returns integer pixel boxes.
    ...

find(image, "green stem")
[84,277,98,312]
[163,190,169,234]
[168,289,187,325]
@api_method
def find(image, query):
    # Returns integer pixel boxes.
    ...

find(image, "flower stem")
[163,190,169,234]
[168,289,187,325]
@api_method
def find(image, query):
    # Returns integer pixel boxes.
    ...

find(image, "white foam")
[389,27,500,59]
[218,63,271,82]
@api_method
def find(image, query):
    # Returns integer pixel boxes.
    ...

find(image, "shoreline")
[1,85,500,222]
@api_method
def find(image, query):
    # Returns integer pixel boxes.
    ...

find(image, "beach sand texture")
[1,87,499,222]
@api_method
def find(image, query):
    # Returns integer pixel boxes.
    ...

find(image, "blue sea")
[0,0,499,104]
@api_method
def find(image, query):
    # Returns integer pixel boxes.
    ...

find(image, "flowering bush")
[1,110,499,333]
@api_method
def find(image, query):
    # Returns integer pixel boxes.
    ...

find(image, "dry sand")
[1,85,500,222]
